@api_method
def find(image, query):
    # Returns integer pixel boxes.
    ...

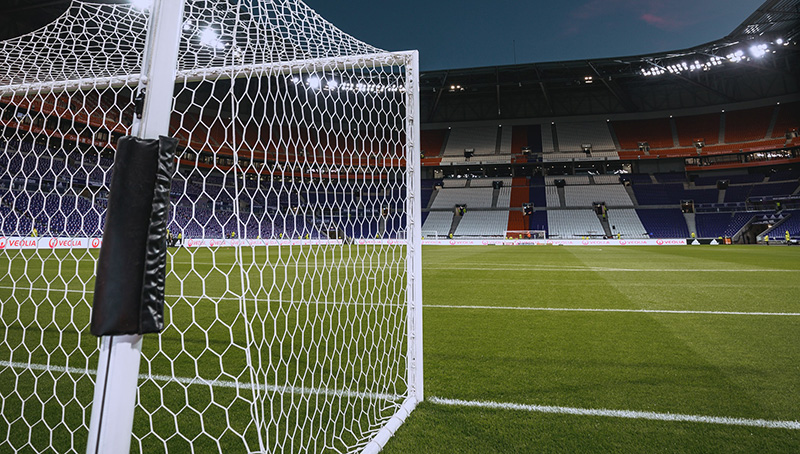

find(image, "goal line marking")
[5,359,795,431]
[1,286,797,316]
[428,396,800,430]
[426,305,800,317]
[423,265,800,273]
[0,360,399,402]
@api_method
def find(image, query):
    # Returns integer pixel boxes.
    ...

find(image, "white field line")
[428,396,800,430]
[2,286,799,317]
[4,359,796,431]
[427,305,800,317]
[423,266,800,273]
[0,360,399,402]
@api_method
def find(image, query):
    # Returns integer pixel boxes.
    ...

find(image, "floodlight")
[327,79,338,89]
[750,44,767,58]
[308,76,321,89]
[776,38,784,45]
[199,28,224,50]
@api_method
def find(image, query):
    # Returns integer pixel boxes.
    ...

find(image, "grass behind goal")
[0,245,408,453]
[388,245,800,453]
[2,245,800,452]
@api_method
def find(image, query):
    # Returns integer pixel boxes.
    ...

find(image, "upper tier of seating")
[555,121,616,152]
[443,126,498,156]
[421,102,798,165]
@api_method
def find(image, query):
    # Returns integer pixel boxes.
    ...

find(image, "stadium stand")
[546,209,604,238]
[470,177,512,187]
[592,174,622,184]
[636,209,690,238]
[545,185,560,207]
[724,184,753,203]
[749,181,799,198]
[529,210,548,232]
[510,177,530,206]
[499,126,513,154]
[421,129,447,159]
[613,118,674,150]
[546,175,591,185]
[443,126,497,156]
[511,125,544,156]
[542,124,556,153]
[772,102,800,138]
[676,113,721,147]
[724,106,773,143]
[507,210,526,231]
[608,209,648,238]
[695,212,735,238]
[530,182,546,207]
[431,187,493,209]
[773,211,800,236]
[455,211,508,237]
[768,169,800,181]
[497,187,512,208]
[632,183,685,205]
[421,211,454,237]
[693,173,764,186]
[442,178,468,188]
[555,121,617,152]
[564,185,633,207]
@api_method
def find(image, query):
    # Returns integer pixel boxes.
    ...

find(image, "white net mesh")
[0,1,419,452]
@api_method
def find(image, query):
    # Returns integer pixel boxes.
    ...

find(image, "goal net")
[0,1,421,453]
[505,230,547,239]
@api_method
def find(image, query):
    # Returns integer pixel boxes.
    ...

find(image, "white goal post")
[0,1,422,453]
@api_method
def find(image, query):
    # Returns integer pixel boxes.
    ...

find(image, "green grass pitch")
[1,244,799,453]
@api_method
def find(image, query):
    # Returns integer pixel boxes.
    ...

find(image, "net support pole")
[86,1,184,453]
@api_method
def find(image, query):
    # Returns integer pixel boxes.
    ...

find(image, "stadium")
[0,0,799,453]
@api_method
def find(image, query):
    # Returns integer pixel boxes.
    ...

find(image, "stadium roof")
[728,0,800,41]
[419,0,800,123]
[1,0,798,123]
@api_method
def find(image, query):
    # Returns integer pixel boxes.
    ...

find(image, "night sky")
[306,0,760,70]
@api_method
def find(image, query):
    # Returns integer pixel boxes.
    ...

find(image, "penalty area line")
[428,396,800,430]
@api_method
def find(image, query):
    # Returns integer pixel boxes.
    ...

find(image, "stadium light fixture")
[199,27,225,50]
[327,79,338,89]
[308,76,321,89]
[750,44,768,58]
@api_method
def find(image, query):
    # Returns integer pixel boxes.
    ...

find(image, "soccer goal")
[0,1,421,453]
[505,230,547,239]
